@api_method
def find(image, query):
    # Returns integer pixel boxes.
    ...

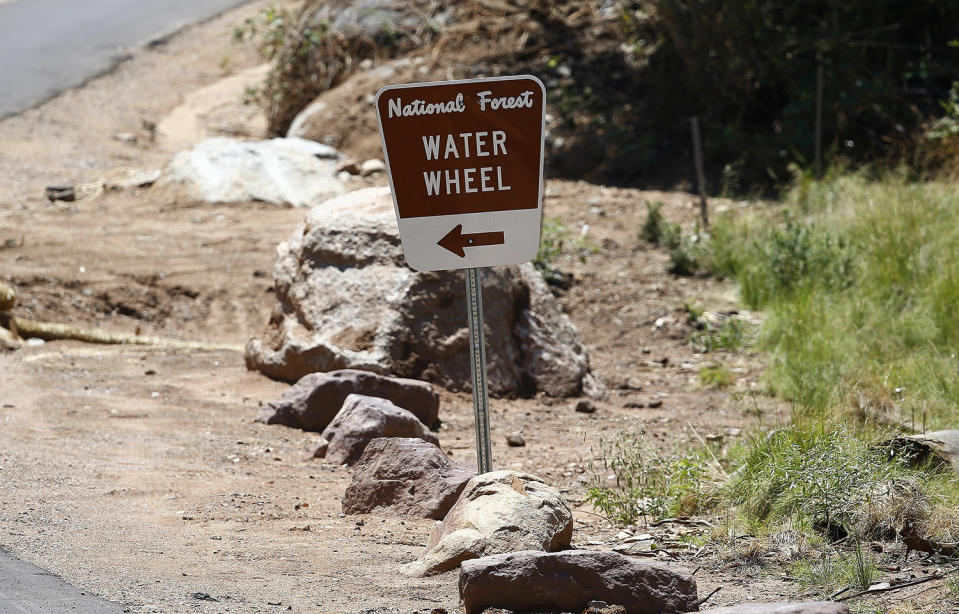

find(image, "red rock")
[458,550,698,614]
[316,394,438,465]
[342,437,474,519]
[256,369,439,432]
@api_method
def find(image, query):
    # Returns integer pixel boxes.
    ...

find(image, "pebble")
[575,399,596,413]
[506,432,526,447]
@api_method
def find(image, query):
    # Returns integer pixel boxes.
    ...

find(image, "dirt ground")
[0,2,953,613]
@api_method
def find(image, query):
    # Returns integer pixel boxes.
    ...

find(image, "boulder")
[342,437,474,519]
[407,470,573,576]
[695,603,848,614]
[459,550,698,614]
[152,137,346,207]
[316,394,438,465]
[285,61,452,162]
[245,187,603,398]
[886,430,959,473]
[255,369,439,432]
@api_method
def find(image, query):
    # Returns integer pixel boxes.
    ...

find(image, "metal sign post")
[375,75,546,476]
[465,267,493,473]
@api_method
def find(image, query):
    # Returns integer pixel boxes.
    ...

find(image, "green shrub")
[534,218,598,285]
[791,546,879,593]
[727,423,901,530]
[689,316,755,353]
[699,364,734,389]
[709,174,959,428]
[234,4,345,134]
[586,431,717,525]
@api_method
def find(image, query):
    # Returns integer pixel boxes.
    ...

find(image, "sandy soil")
[0,2,952,613]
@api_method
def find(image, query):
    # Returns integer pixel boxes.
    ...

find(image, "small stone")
[45,185,75,202]
[311,437,329,459]
[335,158,361,175]
[623,401,644,409]
[360,159,386,176]
[506,433,526,447]
[575,399,597,413]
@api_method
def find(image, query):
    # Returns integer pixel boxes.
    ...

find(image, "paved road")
[0,0,254,117]
[0,550,124,613]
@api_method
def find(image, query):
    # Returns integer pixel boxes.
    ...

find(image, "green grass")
[534,217,598,281]
[710,172,959,428]
[594,173,959,566]
[699,364,735,388]
[948,571,959,601]
[728,422,904,530]
[791,546,879,593]
[585,431,720,525]
[689,315,756,353]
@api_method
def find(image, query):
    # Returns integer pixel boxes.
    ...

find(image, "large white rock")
[406,470,574,576]
[244,187,604,398]
[153,137,346,207]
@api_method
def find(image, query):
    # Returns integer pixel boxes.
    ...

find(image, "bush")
[639,201,681,247]
[533,218,598,286]
[689,316,755,353]
[728,423,900,530]
[699,364,734,389]
[629,0,959,188]
[241,0,449,134]
[586,430,718,525]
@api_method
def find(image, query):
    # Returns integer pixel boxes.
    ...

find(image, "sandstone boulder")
[245,187,603,398]
[316,394,438,465]
[694,603,849,614]
[342,437,474,519]
[459,550,699,614]
[153,137,346,207]
[407,470,573,576]
[256,369,439,432]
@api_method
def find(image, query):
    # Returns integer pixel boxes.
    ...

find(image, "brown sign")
[375,75,545,272]
[376,76,544,219]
